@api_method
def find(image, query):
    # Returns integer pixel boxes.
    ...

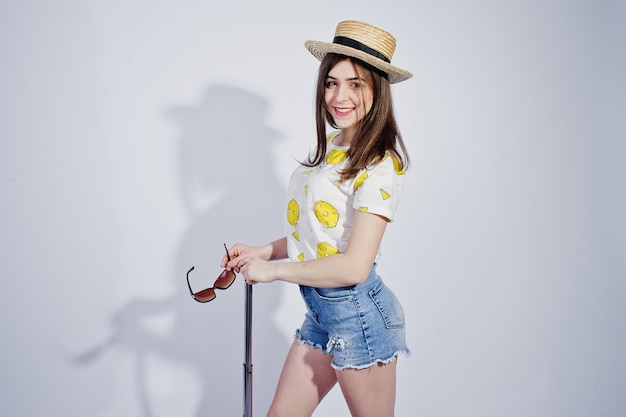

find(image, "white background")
[1,1,625,416]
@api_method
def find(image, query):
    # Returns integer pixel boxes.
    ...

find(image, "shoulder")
[367,152,407,176]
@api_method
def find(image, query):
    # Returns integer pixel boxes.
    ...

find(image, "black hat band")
[332,36,391,63]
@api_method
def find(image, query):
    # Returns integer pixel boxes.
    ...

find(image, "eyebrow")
[326,75,364,82]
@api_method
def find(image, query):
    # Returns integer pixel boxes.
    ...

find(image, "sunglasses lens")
[193,288,216,303]
[214,270,236,289]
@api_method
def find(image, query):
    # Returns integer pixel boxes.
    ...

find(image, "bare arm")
[233,211,388,287]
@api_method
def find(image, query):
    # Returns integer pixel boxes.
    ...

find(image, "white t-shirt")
[286,132,406,262]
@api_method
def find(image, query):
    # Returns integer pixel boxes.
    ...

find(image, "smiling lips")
[333,107,354,117]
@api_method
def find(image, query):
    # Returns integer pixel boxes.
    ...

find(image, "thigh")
[268,340,337,417]
[336,360,397,417]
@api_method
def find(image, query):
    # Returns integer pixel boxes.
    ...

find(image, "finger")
[220,254,230,269]
[222,244,241,269]
[221,245,234,268]
[236,257,251,269]
[227,248,249,268]
[226,255,240,269]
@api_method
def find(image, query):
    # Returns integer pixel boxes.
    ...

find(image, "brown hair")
[304,53,409,180]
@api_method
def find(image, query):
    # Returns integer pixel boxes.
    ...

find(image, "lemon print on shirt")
[317,242,339,258]
[390,154,406,175]
[353,171,368,191]
[314,201,339,228]
[326,149,348,165]
[380,189,391,200]
[287,199,300,226]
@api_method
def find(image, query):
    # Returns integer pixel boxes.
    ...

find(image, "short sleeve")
[352,155,406,222]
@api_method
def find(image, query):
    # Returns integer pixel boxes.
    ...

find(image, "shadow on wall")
[72,84,289,417]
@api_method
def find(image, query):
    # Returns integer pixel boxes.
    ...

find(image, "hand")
[221,243,272,274]
[237,257,276,285]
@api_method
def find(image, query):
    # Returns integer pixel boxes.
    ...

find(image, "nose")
[335,84,351,103]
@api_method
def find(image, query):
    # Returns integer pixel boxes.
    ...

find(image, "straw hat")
[305,20,413,84]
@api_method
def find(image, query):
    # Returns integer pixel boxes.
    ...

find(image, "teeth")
[336,108,352,114]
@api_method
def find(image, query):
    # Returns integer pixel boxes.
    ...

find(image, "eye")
[325,80,336,88]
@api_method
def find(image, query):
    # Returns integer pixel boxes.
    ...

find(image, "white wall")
[1,1,625,416]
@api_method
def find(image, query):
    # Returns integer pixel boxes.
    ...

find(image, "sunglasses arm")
[186,266,196,297]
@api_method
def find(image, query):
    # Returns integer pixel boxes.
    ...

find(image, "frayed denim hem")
[331,349,411,371]
[294,329,330,354]
[294,329,410,371]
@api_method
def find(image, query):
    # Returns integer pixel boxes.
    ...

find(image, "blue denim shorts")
[295,264,410,370]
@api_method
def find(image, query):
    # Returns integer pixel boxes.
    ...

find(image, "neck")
[336,128,355,147]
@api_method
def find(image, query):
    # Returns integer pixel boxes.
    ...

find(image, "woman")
[222,20,413,417]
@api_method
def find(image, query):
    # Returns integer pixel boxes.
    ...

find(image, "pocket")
[369,281,405,329]
[313,286,354,302]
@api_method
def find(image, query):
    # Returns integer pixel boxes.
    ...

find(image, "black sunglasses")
[186,244,236,303]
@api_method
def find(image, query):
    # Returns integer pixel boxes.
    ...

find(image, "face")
[324,59,374,140]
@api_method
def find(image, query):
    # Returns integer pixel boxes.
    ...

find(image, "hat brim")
[305,40,412,84]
